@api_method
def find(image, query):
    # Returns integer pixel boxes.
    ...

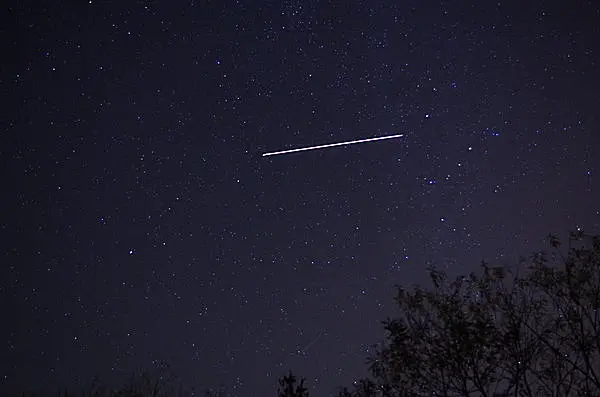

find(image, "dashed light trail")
[262,134,404,157]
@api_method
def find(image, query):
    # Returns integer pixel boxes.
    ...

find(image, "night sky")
[3,1,600,396]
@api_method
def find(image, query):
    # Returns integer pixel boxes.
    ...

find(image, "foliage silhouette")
[278,371,309,397]
[337,231,600,397]
[17,231,600,397]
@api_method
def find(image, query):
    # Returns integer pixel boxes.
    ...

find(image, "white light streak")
[301,332,322,353]
[262,134,404,157]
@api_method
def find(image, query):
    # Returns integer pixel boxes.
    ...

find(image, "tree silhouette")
[339,231,600,397]
[17,231,600,397]
[278,370,309,397]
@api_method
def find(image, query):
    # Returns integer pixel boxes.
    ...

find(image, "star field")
[2,1,600,396]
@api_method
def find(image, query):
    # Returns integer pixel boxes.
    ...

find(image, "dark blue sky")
[3,1,600,395]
